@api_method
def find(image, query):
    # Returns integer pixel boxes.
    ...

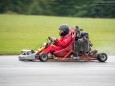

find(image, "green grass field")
[0,14,115,55]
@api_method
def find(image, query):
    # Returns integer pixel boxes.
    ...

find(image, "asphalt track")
[0,56,115,86]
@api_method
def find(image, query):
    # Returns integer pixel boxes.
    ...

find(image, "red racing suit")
[41,33,72,54]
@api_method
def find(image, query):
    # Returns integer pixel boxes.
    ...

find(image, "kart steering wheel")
[48,37,53,43]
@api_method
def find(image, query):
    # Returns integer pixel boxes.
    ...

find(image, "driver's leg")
[42,45,62,54]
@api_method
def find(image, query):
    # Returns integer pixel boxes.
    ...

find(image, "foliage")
[0,0,115,18]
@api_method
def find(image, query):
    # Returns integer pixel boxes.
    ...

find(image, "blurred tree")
[28,0,52,15]
[0,0,115,18]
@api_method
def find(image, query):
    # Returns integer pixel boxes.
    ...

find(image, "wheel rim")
[100,54,106,61]
[42,55,47,61]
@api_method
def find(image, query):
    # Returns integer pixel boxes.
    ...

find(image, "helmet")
[59,24,69,36]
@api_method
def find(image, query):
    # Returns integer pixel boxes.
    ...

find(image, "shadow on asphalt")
[19,59,106,63]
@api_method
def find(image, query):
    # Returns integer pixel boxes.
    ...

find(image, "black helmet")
[59,24,69,36]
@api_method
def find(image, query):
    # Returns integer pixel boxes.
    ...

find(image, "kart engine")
[73,27,92,54]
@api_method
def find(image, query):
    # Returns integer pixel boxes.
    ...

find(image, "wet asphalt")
[0,56,115,86]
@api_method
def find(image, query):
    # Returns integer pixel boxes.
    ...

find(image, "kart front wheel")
[39,53,48,62]
[97,53,107,62]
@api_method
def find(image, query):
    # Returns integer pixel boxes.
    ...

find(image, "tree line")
[0,0,115,18]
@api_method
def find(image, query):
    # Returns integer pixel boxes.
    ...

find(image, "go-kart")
[19,26,108,62]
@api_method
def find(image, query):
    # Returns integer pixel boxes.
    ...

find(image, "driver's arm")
[54,34,72,48]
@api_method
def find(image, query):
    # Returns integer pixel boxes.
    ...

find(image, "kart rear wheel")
[97,53,107,62]
[39,53,48,62]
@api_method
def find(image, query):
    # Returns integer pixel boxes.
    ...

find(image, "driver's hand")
[51,37,56,42]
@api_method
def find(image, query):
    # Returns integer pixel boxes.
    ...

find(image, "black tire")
[39,53,48,62]
[97,53,107,62]
[19,59,25,61]
[28,60,34,61]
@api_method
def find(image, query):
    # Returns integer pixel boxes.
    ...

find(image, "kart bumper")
[19,53,36,60]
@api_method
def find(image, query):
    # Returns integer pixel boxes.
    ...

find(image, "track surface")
[0,56,115,86]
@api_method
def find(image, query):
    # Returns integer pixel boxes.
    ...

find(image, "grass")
[0,14,115,55]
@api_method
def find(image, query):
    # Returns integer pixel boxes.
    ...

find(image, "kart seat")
[53,28,76,57]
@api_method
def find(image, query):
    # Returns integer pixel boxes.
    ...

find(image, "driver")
[37,24,72,56]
